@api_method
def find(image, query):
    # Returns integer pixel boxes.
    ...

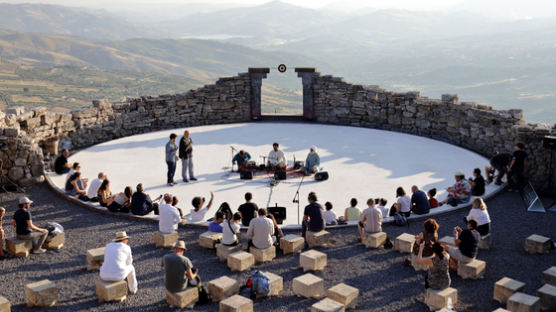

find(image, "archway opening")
[261,66,302,116]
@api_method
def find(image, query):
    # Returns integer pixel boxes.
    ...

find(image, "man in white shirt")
[358,198,383,242]
[87,172,106,201]
[188,192,214,223]
[159,194,182,234]
[267,142,286,170]
[100,231,137,294]
[246,208,275,249]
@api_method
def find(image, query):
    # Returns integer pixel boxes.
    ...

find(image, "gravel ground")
[1,183,555,312]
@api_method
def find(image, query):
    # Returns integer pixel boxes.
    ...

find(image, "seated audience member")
[247,208,275,249]
[66,162,88,185]
[416,242,451,290]
[411,185,431,215]
[222,212,242,246]
[98,179,115,207]
[216,202,233,221]
[100,231,137,295]
[323,202,338,226]
[485,151,512,185]
[163,240,199,293]
[358,198,383,242]
[238,192,258,227]
[302,146,320,175]
[392,187,411,217]
[12,197,48,254]
[159,194,181,234]
[65,172,89,201]
[464,197,491,236]
[232,150,251,170]
[267,213,284,245]
[189,192,214,222]
[0,206,5,258]
[208,212,224,233]
[428,188,438,209]
[172,196,183,218]
[87,172,105,202]
[344,198,361,221]
[54,149,72,174]
[469,168,485,196]
[108,187,133,213]
[375,198,389,218]
[130,183,160,216]
[267,142,287,170]
[302,192,325,238]
[440,172,472,207]
[447,220,480,264]
[412,218,439,261]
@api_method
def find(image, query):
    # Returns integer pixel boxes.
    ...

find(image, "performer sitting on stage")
[232,150,251,170]
[267,142,286,170]
[302,145,320,175]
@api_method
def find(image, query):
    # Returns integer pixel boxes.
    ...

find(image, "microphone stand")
[292,174,305,225]
[230,146,237,172]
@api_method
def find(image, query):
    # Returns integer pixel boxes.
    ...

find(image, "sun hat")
[18,197,33,204]
[173,240,187,250]
[113,231,130,242]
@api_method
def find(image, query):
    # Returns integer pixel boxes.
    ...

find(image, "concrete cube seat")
[5,237,32,257]
[199,231,222,249]
[261,271,283,296]
[542,266,556,286]
[219,294,253,312]
[424,287,458,311]
[457,258,486,279]
[494,277,526,304]
[86,247,105,270]
[537,284,556,311]
[525,234,552,254]
[43,232,65,250]
[280,234,305,254]
[438,236,456,247]
[394,233,415,253]
[362,232,387,248]
[292,273,324,299]
[96,279,128,303]
[492,309,510,312]
[507,292,540,312]
[25,279,57,307]
[300,249,327,272]
[307,231,330,248]
[311,298,345,312]
[328,283,359,309]
[227,251,255,272]
[478,233,492,250]
[208,276,240,302]
[217,244,244,262]
[249,246,275,263]
[0,295,10,312]
[154,231,178,248]
[166,288,199,309]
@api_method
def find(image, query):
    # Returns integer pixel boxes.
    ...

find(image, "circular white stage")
[49,122,499,226]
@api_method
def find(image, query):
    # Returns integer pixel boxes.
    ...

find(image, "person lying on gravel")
[100,231,138,295]
[163,240,199,293]
[12,197,48,254]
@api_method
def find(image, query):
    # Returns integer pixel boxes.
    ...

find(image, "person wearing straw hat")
[439,171,472,207]
[301,145,320,175]
[162,240,199,293]
[100,231,138,294]
[12,197,48,254]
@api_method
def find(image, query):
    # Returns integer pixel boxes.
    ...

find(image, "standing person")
[267,142,287,170]
[302,192,325,238]
[485,151,512,185]
[166,133,178,186]
[163,241,199,294]
[358,198,382,242]
[393,187,411,217]
[189,192,214,222]
[508,142,527,192]
[222,212,242,246]
[447,220,480,264]
[87,172,106,202]
[344,198,361,221]
[0,207,5,258]
[12,197,48,254]
[246,209,275,249]
[178,130,197,182]
[159,194,182,234]
[464,197,491,236]
[302,146,320,175]
[416,242,451,290]
[100,231,137,295]
[54,149,72,174]
[238,192,258,226]
[130,183,160,216]
[323,202,338,226]
[410,185,431,215]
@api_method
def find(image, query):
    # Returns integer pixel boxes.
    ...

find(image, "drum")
[247,161,257,169]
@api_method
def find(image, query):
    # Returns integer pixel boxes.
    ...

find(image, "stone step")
[227,251,255,272]
[43,232,65,250]
[199,231,222,249]
[537,283,556,311]
[249,246,275,263]
[86,247,105,270]
[424,287,457,311]
[542,266,556,286]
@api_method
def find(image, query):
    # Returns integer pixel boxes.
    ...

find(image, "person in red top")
[428,188,438,209]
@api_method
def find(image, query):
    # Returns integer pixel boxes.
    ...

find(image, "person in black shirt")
[12,197,48,254]
[238,192,258,226]
[508,143,527,191]
[178,130,196,182]
[130,184,160,216]
[446,220,480,264]
[54,149,72,174]
[302,192,325,238]
[485,152,512,185]
[469,168,485,196]
[410,185,431,215]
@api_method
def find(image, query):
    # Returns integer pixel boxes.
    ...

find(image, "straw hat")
[113,231,130,242]
[454,171,464,177]
[18,196,33,204]
[173,240,187,250]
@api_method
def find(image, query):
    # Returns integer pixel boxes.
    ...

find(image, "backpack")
[250,270,270,296]
[393,213,408,226]
[191,276,210,305]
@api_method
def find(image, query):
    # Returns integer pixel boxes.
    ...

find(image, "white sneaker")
[33,248,47,254]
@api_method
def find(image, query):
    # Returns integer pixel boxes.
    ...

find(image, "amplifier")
[274,171,286,180]
[543,135,556,150]
[315,171,329,181]
[268,206,286,224]
[240,171,253,180]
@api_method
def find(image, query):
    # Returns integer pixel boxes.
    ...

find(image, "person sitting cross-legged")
[447,220,480,265]
[208,212,224,233]
[159,194,182,234]
[246,208,275,249]
[358,198,383,242]
[301,145,320,175]
[416,242,451,291]
[100,231,138,295]
[163,240,199,294]
[440,171,472,207]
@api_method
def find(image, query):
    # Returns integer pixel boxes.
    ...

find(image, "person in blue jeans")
[165,133,178,186]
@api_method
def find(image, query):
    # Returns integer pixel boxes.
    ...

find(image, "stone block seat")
[438,236,456,247]
[208,276,240,302]
[362,232,387,248]
[311,298,345,312]
[219,294,253,312]
[0,295,10,312]
[424,287,458,311]
[86,247,105,270]
[525,234,552,254]
[280,234,305,254]
[5,237,32,257]
[154,231,178,248]
[478,233,493,250]
[199,231,222,249]
[292,273,324,299]
[300,249,327,272]
[457,259,486,279]
[543,266,556,286]
[537,284,556,311]
[394,233,415,253]
[261,271,283,296]
[307,231,330,248]
[25,279,57,307]
[217,243,244,262]
[227,251,255,272]
[96,279,128,303]
[492,308,510,312]
[43,232,65,250]
[494,277,526,304]
[327,283,359,309]
[507,292,540,312]
[166,287,199,309]
[249,246,275,263]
